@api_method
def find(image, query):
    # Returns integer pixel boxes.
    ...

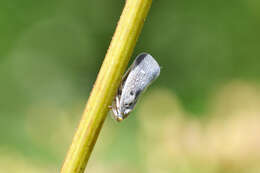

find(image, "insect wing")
[121,53,160,99]
[118,53,160,115]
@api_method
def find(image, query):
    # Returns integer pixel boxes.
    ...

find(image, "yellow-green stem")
[60,0,152,172]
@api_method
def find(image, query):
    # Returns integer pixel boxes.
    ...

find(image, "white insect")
[111,53,160,122]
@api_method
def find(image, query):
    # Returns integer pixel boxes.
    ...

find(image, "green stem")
[60,0,152,172]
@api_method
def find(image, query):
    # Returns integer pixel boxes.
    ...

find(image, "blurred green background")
[1,0,260,172]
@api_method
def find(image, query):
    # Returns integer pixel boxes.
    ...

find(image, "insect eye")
[124,102,133,108]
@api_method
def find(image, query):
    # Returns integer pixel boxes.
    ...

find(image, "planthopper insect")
[110,53,160,122]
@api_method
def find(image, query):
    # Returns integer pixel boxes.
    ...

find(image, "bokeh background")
[1,0,260,172]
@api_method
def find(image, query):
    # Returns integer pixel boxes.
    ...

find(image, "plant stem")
[60,0,152,172]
